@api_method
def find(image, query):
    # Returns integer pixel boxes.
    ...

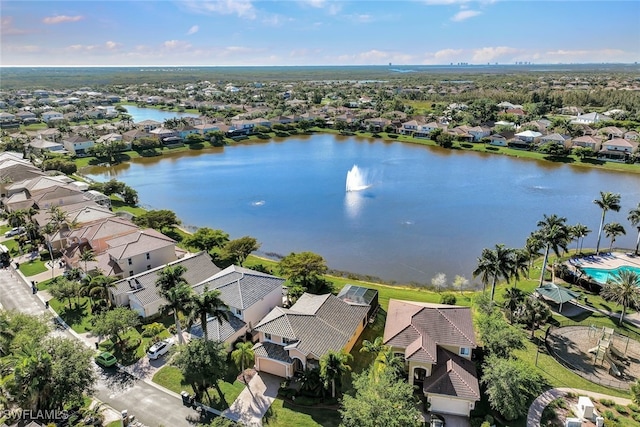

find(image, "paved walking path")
[527,388,632,426]
[222,373,281,426]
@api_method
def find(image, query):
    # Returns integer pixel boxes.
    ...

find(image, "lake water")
[84,135,640,285]
[122,105,200,123]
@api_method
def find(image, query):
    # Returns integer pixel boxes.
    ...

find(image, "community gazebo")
[535,283,581,312]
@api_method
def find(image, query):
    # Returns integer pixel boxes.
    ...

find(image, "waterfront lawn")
[110,197,146,217]
[152,365,245,411]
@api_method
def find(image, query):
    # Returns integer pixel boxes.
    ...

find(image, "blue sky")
[1,1,639,66]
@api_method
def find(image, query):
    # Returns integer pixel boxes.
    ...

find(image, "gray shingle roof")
[423,347,480,401]
[192,265,285,310]
[112,251,221,307]
[254,293,370,358]
[253,341,293,363]
[189,311,246,342]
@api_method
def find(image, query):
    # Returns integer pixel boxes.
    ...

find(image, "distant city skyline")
[1,1,639,67]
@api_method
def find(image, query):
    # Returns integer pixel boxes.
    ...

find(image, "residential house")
[0,112,16,123]
[62,135,95,157]
[364,117,390,132]
[571,135,602,151]
[94,228,178,278]
[137,120,162,132]
[252,285,376,378]
[488,134,508,146]
[571,112,606,125]
[41,111,64,123]
[149,127,178,141]
[83,190,111,208]
[400,119,420,135]
[15,110,38,123]
[539,133,570,148]
[598,138,638,161]
[598,126,625,140]
[28,138,66,155]
[122,129,151,143]
[31,184,86,210]
[189,266,285,348]
[514,130,542,143]
[383,300,479,417]
[111,251,221,316]
[624,131,639,141]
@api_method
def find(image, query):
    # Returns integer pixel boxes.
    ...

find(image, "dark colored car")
[430,413,446,427]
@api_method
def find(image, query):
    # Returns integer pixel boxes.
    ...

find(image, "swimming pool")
[581,265,640,284]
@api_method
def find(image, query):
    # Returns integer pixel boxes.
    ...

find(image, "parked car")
[4,227,25,238]
[147,339,172,360]
[430,414,445,427]
[94,351,117,368]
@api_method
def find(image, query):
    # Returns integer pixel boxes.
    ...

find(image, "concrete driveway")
[222,372,281,426]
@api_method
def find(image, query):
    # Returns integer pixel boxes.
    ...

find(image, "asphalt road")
[0,268,211,427]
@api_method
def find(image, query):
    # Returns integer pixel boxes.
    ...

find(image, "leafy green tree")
[231,341,255,386]
[320,349,352,398]
[601,270,640,325]
[573,146,594,161]
[535,214,570,285]
[48,278,77,310]
[603,221,626,251]
[185,286,228,341]
[371,349,405,382]
[122,186,139,205]
[476,310,526,359]
[173,339,227,403]
[47,337,97,410]
[279,251,328,293]
[340,368,422,427]
[359,336,386,355]
[183,227,230,252]
[482,355,546,421]
[629,203,640,255]
[220,236,260,266]
[134,209,180,231]
[631,379,640,405]
[594,191,622,254]
[92,307,140,345]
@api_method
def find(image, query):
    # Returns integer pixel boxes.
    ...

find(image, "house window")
[234,308,242,316]
[460,347,470,356]
[147,265,151,270]
[129,271,134,276]
[283,337,295,345]
[264,333,272,341]
[128,258,132,265]
[394,352,404,360]
[146,253,150,260]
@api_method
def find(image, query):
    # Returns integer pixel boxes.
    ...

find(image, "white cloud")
[105,41,120,50]
[163,40,192,50]
[434,48,464,60]
[472,46,520,62]
[187,25,199,35]
[183,0,256,19]
[42,15,84,25]
[301,0,342,15]
[1,17,30,35]
[451,10,481,22]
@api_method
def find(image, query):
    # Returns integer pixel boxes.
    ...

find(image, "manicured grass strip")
[263,398,341,427]
[18,259,48,276]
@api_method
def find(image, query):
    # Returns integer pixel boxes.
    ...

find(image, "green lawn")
[263,398,341,427]
[18,259,48,276]
[50,297,95,333]
[152,365,245,411]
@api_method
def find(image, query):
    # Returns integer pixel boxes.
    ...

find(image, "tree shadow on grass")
[544,155,575,164]
[188,143,205,150]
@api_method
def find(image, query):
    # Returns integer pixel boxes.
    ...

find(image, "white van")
[147,339,172,360]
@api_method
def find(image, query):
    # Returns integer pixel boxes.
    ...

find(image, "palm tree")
[525,232,545,279]
[519,295,552,338]
[603,222,626,252]
[371,349,405,381]
[88,274,117,309]
[594,191,622,254]
[319,349,352,398]
[628,203,640,255]
[359,336,386,354]
[160,284,192,345]
[79,248,96,274]
[155,265,188,293]
[571,223,591,255]
[600,270,640,325]
[472,244,516,302]
[503,287,527,324]
[185,286,228,341]
[231,341,255,386]
[536,214,570,286]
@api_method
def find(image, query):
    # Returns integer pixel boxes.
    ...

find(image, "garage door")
[429,395,472,417]
[257,357,288,378]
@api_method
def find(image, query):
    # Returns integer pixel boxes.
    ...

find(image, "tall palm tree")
[159,284,192,345]
[601,270,640,325]
[628,203,640,255]
[472,244,516,302]
[519,295,552,338]
[88,274,117,309]
[525,232,545,279]
[571,223,591,255]
[79,248,96,274]
[155,265,188,293]
[185,286,228,341]
[371,348,405,382]
[320,349,352,399]
[536,214,570,286]
[510,249,530,284]
[603,222,626,252]
[594,191,621,254]
[231,341,255,386]
[503,287,527,324]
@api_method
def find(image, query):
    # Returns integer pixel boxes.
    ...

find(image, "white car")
[147,339,172,360]
[4,227,25,238]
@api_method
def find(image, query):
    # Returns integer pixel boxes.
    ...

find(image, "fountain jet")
[346,164,371,192]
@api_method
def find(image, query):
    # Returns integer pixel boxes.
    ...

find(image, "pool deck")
[568,251,640,270]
